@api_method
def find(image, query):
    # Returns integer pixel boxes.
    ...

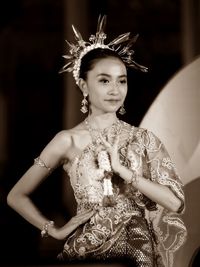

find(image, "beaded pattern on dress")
[61,121,186,267]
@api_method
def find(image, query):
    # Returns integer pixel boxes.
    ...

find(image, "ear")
[78,78,88,94]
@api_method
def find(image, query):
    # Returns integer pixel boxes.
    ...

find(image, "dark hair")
[79,48,125,80]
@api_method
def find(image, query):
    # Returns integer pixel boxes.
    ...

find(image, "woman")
[7,15,186,267]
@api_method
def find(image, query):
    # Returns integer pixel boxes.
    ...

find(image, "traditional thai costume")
[58,121,186,267]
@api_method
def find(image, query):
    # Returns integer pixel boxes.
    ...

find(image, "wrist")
[40,221,64,240]
[113,164,139,186]
[127,170,139,187]
[41,221,54,238]
[112,161,123,174]
[112,163,123,176]
[48,225,64,240]
[113,164,129,183]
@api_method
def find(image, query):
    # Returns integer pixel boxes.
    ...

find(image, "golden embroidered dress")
[58,121,187,267]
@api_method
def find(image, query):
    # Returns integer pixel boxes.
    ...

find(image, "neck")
[86,113,118,130]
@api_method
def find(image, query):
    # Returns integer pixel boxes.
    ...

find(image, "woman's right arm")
[7,131,71,238]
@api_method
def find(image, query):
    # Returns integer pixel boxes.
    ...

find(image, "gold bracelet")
[41,221,54,238]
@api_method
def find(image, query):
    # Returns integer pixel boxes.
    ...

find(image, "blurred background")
[0,0,199,266]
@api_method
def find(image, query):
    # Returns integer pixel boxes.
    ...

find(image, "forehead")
[90,57,127,75]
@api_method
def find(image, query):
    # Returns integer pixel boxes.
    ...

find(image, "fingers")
[72,210,95,224]
[75,210,94,218]
[99,133,120,151]
[113,135,120,147]
[99,134,111,149]
[60,210,95,239]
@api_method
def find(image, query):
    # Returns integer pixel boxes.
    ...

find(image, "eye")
[99,78,109,84]
[119,79,127,84]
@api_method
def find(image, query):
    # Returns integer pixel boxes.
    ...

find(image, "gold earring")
[80,92,88,113]
[119,104,126,115]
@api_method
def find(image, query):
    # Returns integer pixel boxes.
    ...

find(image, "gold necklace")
[84,117,122,146]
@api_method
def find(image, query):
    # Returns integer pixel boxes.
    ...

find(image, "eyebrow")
[97,73,127,78]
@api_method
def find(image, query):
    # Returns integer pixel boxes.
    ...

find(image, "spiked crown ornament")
[59,15,148,85]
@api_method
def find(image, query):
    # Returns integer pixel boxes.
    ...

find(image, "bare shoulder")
[39,130,72,159]
[66,121,91,149]
[67,121,86,136]
[38,122,88,167]
[53,130,72,147]
[52,122,87,149]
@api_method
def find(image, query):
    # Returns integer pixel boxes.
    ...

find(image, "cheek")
[88,91,101,104]
[89,87,104,98]
[121,86,128,97]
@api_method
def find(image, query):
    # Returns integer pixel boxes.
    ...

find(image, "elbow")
[7,190,15,209]
[7,189,21,210]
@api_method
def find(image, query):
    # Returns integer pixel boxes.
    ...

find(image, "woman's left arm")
[112,163,181,213]
[101,132,183,213]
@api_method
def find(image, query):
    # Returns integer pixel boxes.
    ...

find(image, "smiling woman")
[79,52,128,116]
[7,15,186,267]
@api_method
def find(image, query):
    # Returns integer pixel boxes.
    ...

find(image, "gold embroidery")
[59,123,186,267]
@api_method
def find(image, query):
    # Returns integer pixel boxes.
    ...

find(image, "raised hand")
[99,134,121,173]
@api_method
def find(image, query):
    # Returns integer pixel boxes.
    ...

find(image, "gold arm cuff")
[34,157,52,171]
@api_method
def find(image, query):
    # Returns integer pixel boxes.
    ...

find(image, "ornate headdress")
[59,15,148,85]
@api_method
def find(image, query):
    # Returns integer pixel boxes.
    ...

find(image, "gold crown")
[59,15,148,85]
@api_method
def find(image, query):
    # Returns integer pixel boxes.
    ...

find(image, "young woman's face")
[82,57,128,115]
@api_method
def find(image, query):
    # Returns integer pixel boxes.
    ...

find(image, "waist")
[77,199,144,217]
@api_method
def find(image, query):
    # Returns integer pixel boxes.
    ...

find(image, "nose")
[108,82,119,95]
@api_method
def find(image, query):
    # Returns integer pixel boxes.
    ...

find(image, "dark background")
[0,0,199,266]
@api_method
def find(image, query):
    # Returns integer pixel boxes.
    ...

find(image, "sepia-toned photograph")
[0,1,199,267]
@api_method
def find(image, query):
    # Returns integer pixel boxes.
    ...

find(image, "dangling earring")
[119,104,126,115]
[80,92,88,113]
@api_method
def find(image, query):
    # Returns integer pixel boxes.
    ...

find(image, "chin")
[104,107,119,113]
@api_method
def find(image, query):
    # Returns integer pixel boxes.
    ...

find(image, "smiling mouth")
[105,99,121,103]
[104,100,121,106]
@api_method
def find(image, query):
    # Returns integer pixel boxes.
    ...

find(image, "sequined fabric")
[58,121,187,267]
[58,211,158,267]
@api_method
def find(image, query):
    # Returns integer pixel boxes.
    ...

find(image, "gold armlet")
[34,157,52,171]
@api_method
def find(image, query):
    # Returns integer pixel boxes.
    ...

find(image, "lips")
[104,99,121,105]
[104,99,121,102]
[104,100,122,109]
